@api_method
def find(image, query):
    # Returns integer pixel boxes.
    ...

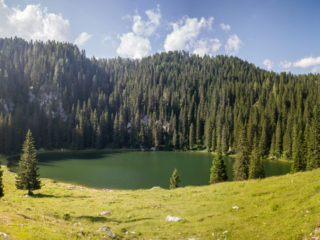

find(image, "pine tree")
[292,128,306,173]
[169,168,180,189]
[209,150,228,184]
[233,127,250,181]
[307,105,320,170]
[189,123,195,149]
[275,119,282,157]
[248,136,265,179]
[16,130,41,195]
[0,158,3,198]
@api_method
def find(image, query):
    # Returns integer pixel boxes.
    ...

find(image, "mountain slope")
[0,165,320,239]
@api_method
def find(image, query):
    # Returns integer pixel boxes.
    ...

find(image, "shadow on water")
[7,149,127,171]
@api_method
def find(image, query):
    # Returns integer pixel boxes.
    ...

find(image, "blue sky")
[1,0,320,74]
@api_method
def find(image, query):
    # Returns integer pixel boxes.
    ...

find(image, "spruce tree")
[292,128,306,172]
[248,136,265,179]
[169,168,180,189]
[0,159,3,198]
[209,150,228,184]
[307,106,320,170]
[233,127,250,181]
[16,130,41,195]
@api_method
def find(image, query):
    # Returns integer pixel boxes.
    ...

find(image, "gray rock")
[108,230,116,239]
[0,232,9,239]
[98,226,110,232]
[166,216,182,222]
[100,211,112,216]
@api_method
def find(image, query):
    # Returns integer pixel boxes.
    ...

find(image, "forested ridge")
[0,37,320,172]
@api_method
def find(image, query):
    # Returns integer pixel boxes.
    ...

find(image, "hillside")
[0,38,319,164]
[0,165,320,239]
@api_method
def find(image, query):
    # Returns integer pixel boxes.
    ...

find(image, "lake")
[17,150,291,189]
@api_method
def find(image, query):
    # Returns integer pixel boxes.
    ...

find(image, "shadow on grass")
[74,216,152,223]
[32,193,89,199]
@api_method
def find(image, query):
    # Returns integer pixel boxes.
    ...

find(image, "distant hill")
[0,37,319,158]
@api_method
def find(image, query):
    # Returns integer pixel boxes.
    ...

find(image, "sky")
[1,0,320,74]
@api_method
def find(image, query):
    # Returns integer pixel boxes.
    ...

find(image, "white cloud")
[164,16,214,52]
[294,56,320,68]
[117,32,151,59]
[132,5,161,36]
[193,38,221,57]
[117,5,161,59]
[220,23,231,32]
[225,34,242,55]
[211,38,221,52]
[263,59,273,70]
[279,61,292,69]
[0,0,70,42]
[74,32,92,47]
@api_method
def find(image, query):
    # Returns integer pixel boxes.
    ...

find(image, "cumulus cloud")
[164,16,214,52]
[220,23,231,32]
[193,38,221,57]
[117,5,161,59]
[279,61,292,69]
[117,32,151,59]
[0,0,70,42]
[74,32,92,47]
[132,5,161,36]
[263,59,274,70]
[225,34,242,55]
[293,56,320,68]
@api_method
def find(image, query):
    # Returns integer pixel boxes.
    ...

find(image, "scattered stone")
[108,230,116,239]
[68,185,75,190]
[74,222,82,226]
[150,186,161,190]
[98,226,110,232]
[24,194,29,197]
[25,207,31,210]
[232,205,239,210]
[166,216,182,222]
[188,238,200,240]
[223,231,228,234]
[291,179,294,184]
[0,232,9,239]
[100,211,112,216]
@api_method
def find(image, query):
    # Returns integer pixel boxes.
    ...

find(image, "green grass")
[1,165,320,239]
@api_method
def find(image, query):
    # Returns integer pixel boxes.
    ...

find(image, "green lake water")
[27,151,292,189]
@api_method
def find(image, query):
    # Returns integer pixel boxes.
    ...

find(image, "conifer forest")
[0,38,319,172]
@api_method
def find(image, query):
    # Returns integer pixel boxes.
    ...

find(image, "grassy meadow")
[1,164,320,239]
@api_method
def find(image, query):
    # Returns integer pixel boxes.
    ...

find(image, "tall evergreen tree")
[0,158,3,198]
[233,127,250,181]
[248,136,265,179]
[169,168,180,189]
[292,128,306,172]
[307,105,320,170]
[209,150,228,184]
[16,130,41,195]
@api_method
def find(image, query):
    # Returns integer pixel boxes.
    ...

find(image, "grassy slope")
[0,166,320,240]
